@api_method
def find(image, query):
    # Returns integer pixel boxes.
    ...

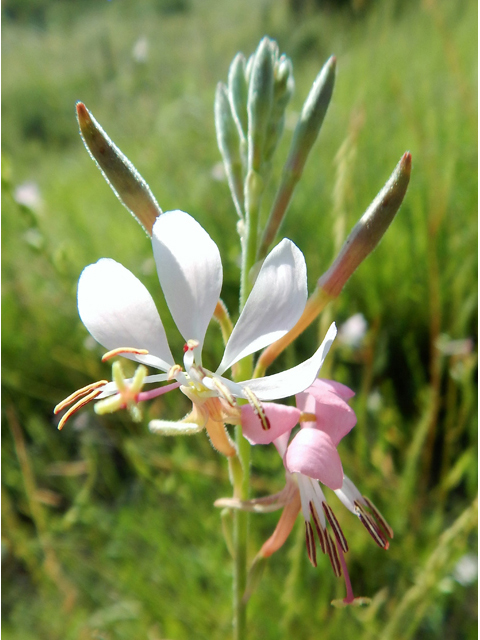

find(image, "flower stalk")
[56,35,412,639]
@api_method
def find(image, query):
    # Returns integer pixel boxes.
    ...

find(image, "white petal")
[78,259,174,370]
[334,475,363,515]
[152,211,222,349]
[216,239,307,374]
[232,322,337,401]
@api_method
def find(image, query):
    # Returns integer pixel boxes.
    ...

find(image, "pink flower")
[219,379,393,605]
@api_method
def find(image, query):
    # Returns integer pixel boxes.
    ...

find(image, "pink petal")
[313,378,355,400]
[241,403,300,445]
[296,379,357,446]
[312,392,356,446]
[273,432,291,458]
[285,428,343,490]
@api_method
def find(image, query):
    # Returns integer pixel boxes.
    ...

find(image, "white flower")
[57,210,336,454]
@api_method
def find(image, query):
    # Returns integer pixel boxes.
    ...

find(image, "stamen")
[325,529,342,577]
[210,377,237,408]
[305,521,317,567]
[299,412,316,423]
[243,386,270,431]
[363,496,394,539]
[167,364,183,380]
[54,380,108,414]
[310,501,326,554]
[322,501,348,553]
[57,388,104,430]
[354,500,389,549]
[102,347,149,362]
[183,339,200,352]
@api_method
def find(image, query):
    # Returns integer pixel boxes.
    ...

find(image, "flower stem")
[233,426,251,640]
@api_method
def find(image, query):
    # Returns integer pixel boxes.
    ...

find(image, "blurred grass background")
[1,0,477,638]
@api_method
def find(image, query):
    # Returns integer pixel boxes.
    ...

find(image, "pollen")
[243,386,270,430]
[54,379,108,414]
[167,364,183,380]
[56,387,105,430]
[101,347,149,362]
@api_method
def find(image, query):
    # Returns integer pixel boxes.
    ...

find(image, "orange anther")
[54,380,108,414]
[57,388,104,430]
[101,347,149,362]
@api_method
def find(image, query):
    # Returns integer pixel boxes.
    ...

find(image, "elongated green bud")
[318,151,412,297]
[263,55,295,165]
[258,56,336,258]
[247,37,275,174]
[214,83,245,218]
[76,102,162,236]
[228,53,249,144]
[255,152,412,376]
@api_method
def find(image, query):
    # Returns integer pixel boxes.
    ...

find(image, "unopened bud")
[263,55,295,165]
[289,55,336,174]
[258,56,336,258]
[227,53,249,144]
[247,37,275,174]
[214,83,245,218]
[318,151,412,297]
[76,102,162,235]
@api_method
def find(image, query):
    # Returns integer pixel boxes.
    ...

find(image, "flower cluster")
[55,208,391,606]
[56,36,410,613]
[219,378,393,605]
[56,210,336,454]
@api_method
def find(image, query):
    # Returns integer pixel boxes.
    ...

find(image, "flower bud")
[263,55,295,165]
[214,83,245,218]
[76,102,162,235]
[258,56,336,258]
[318,151,412,297]
[247,37,275,174]
[227,52,249,144]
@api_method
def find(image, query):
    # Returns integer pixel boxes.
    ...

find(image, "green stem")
[233,427,251,640]
[240,170,264,308]
[231,352,253,639]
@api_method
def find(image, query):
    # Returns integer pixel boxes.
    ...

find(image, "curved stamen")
[102,347,149,362]
[210,377,237,408]
[322,501,348,553]
[57,388,104,430]
[243,386,270,431]
[54,380,108,414]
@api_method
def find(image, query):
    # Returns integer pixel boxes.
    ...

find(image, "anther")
[57,388,104,430]
[322,501,348,553]
[310,500,326,554]
[325,529,342,577]
[243,386,270,430]
[362,496,394,539]
[167,364,183,380]
[102,347,149,362]
[210,377,237,408]
[299,412,316,423]
[305,521,317,567]
[54,380,108,414]
[354,500,389,549]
